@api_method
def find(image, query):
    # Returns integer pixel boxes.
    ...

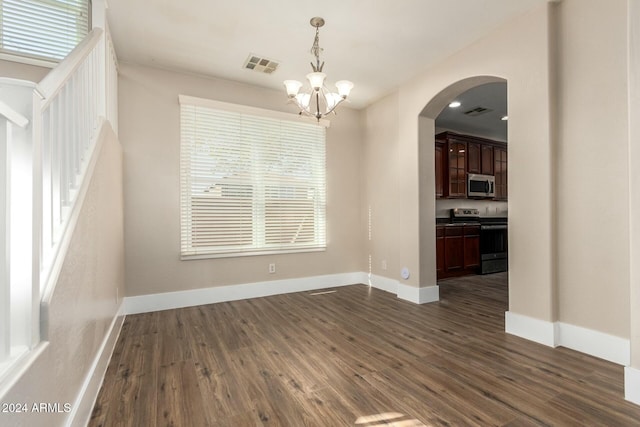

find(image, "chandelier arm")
[326,99,345,116]
[290,90,314,117]
[319,85,344,116]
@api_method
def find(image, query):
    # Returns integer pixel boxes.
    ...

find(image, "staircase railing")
[0,80,36,370]
[0,23,118,377]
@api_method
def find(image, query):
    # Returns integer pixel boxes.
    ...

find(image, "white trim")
[0,101,28,128]
[625,366,640,405]
[505,311,556,347]
[124,272,364,315]
[0,52,57,69]
[39,29,104,105]
[367,273,398,294]
[556,322,630,366]
[66,304,125,427]
[398,283,440,304]
[367,273,440,304]
[125,272,442,315]
[505,312,631,366]
[177,94,330,128]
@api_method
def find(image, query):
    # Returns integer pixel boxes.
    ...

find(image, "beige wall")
[555,0,630,337]
[629,0,640,368]
[0,59,49,82]
[364,4,555,320]
[1,125,124,426]
[362,92,402,282]
[119,63,364,297]
[363,0,633,340]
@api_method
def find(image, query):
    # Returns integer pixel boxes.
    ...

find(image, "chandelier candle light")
[284,17,354,121]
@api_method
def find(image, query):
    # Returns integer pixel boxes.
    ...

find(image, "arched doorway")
[418,75,508,306]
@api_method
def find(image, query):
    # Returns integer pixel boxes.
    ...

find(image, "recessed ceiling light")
[501,115,508,121]
[449,101,461,108]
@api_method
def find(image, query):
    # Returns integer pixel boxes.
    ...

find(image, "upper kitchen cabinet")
[481,144,494,175]
[467,142,481,174]
[435,141,445,198]
[447,138,467,198]
[435,132,507,200]
[465,140,495,176]
[494,147,508,200]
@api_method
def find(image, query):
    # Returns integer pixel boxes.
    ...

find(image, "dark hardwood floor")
[90,273,640,426]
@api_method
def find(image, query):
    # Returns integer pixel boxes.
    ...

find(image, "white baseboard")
[349,273,440,304]
[556,322,630,366]
[505,311,631,366]
[125,272,442,315]
[124,272,365,315]
[367,273,398,294]
[397,283,439,304]
[505,311,556,347]
[625,366,640,405]
[67,303,125,427]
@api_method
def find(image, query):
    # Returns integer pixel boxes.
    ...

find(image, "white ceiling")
[436,82,508,142]
[107,0,544,111]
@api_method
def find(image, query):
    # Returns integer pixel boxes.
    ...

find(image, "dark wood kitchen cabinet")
[467,142,481,174]
[444,226,464,272]
[465,141,494,176]
[494,147,508,200]
[436,224,480,279]
[435,141,444,198]
[481,144,494,175]
[447,139,467,198]
[435,132,507,200]
[463,225,480,269]
[436,226,445,275]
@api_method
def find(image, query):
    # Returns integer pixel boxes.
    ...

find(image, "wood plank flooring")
[90,273,640,426]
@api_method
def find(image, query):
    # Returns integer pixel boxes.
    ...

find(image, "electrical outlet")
[269,263,276,274]
[381,259,387,270]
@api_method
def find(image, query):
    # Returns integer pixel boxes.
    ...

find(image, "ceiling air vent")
[463,106,493,117]
[243,54,279,74]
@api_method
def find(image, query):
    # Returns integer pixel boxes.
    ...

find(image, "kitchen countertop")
[436,217,508,226]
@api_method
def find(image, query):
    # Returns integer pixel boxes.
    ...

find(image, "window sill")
[0,52,57,69]
[181,246,326,260]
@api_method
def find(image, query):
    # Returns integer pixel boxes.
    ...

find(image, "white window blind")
[0,0,90,62]
[180,96,327,258]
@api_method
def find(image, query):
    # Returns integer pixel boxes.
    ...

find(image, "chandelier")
[284,17,354,121]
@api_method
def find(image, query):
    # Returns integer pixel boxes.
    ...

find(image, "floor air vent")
[309,290,336,296]
[243,54,279,74]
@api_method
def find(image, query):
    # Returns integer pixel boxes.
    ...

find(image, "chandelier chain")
[310,26,324,72]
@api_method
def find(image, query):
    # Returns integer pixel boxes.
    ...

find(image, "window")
[0,0,91,63]
[179,96,327,258]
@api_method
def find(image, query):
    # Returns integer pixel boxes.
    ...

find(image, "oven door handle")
[481,224,508,231]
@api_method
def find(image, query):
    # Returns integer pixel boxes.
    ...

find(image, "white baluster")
[50,99,61,242]
[41,108,52,265]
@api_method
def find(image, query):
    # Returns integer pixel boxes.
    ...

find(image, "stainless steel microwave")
[467,173,495,198]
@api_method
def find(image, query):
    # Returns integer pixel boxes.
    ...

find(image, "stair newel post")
[0,117,9,361]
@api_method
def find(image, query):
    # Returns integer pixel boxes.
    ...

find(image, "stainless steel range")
[480,222,508,274]
[449,208,508,274]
